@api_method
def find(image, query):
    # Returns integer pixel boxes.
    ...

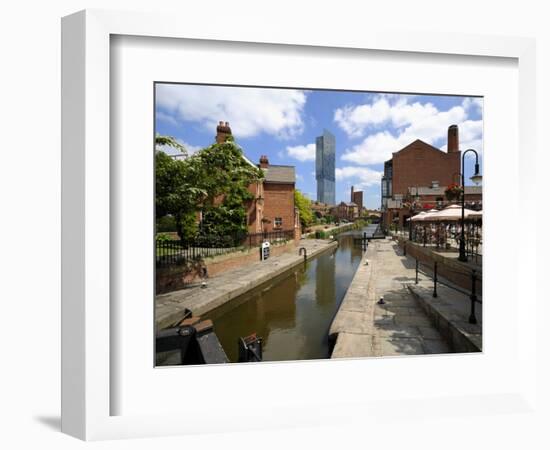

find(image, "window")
[274,217,283,228]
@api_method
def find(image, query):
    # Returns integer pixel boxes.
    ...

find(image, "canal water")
[205,225,378,362]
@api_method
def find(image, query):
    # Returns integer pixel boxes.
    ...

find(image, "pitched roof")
[410,186,482,196]
[263,165,295,184]
[394,139,446,156]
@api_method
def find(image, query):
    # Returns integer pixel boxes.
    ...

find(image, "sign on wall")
[261,241,270,261]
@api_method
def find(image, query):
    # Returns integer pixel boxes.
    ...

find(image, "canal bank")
[330,238,451,358]
[156,238,338,330]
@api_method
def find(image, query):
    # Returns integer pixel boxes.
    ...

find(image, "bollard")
[415,259,419,284]
[433,261,438,298]
[403,242,407,256]
[469,269,478,324]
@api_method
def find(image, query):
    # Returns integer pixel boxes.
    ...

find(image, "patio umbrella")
[416,209,440,221]
[410,212,428,221]
[430,204,477,221]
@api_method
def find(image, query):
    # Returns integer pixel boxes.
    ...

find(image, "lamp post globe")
[459,149,482,262]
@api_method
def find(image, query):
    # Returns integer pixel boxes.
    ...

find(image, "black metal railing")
[414,258,482,324]
[156,229,295,268]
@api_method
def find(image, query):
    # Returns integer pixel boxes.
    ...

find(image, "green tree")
[155,150,204,240]
[194,141,263,242]
[294,190,314,230]
[155,134,263,243]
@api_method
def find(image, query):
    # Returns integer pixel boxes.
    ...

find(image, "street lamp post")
[459,149,482,262]
[408,185,419,241]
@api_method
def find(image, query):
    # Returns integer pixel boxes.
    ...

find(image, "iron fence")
[156,229,295,267]
[413,257,482,324]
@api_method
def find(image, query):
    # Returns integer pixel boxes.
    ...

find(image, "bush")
[156,215,177,232]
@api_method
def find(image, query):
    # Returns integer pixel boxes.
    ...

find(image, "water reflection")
[205,226,378,362]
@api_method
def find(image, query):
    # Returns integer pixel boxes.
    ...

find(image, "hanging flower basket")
[444,183,463,201]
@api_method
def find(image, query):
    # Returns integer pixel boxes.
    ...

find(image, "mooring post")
[403,241,407,256]
[469,269,478,324]
[415,259,419,284]
[299,247,307,262]
[433,261,438,297]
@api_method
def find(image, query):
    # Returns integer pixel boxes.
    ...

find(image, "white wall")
[0,1,548,449]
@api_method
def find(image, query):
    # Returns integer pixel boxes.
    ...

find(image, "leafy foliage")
[294,190,314,230]
[155,134,187,155]
[195,141,263,239]
[155,135,263,241]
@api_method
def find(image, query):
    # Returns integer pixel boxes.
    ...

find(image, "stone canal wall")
[328,244,375,345]
[156,239,339,330]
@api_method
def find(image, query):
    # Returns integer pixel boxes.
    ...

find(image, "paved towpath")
[156,239,338,330]
[331,238,451,358]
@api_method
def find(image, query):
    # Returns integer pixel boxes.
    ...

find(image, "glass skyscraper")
[316,129,336,205]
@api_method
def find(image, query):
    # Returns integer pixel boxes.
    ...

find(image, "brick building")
[350,186,364,212]
[214,122,300,238]
[310,201,331,219]
[381,125,482,228]
[331,201,359,221]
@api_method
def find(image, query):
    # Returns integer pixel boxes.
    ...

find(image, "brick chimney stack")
[216,121,232,144]
[447,124,459,153]
[259,155,269,169]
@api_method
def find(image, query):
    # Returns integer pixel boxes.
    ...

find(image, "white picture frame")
[61,9,537,441]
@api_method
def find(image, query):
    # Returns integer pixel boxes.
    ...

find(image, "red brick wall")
[156,240,297,294]
[352,191,363,211]
[392,141,460,196]
[262,183,295,232]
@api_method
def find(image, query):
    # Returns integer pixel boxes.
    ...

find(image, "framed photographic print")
[62,9,537,441]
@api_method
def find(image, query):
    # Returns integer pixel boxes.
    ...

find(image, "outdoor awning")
[410,212,428,221]
[412,209,439,221]
[420,204,479,221]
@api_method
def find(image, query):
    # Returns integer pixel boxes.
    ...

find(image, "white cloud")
[337,95,482,165]
[462,97,483,115]
[156,111,178,126]
[286,143,315,162]
[158,138,202,157]
[156,84,307,139]
[335,166,383,188]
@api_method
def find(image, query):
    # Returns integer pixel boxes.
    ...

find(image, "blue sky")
[155,84,483,209]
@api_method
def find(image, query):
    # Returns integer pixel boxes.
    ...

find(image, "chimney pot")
[259,155,269,169]
[216,120,232,144]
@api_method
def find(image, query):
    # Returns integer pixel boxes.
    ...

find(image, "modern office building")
[315,129,336,205]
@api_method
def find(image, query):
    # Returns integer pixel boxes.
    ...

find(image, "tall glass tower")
[316,129,336,205]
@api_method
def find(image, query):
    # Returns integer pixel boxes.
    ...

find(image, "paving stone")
[332,333,374,358]
[332,239,451,358]
[373,336,425,356]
